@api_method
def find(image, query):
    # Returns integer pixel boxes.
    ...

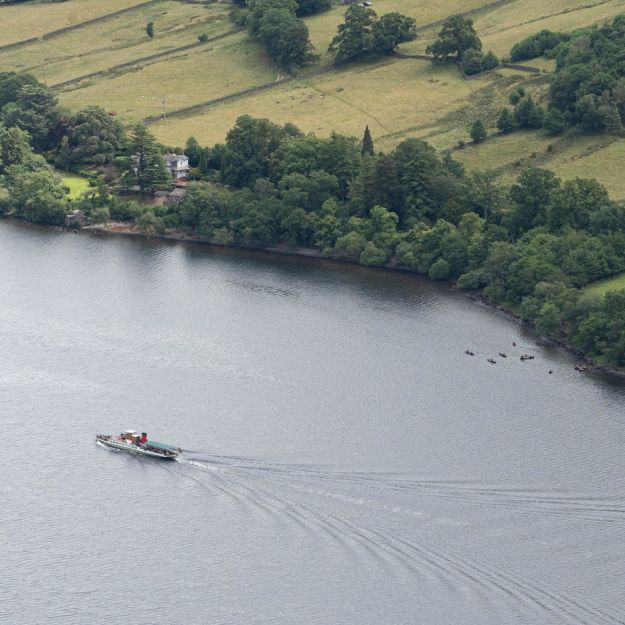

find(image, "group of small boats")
[96,431,180,460]
[464,341,580,375]
[465,342,549,369]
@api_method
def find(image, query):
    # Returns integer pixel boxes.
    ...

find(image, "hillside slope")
[1,0,625,195]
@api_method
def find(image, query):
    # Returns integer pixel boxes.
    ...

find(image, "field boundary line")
[51,29,241,90]
[415,0,519,33]
[142,61,386,123]
[481,0,612,38]
[0,0,161,54]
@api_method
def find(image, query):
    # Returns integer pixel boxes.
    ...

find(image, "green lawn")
[61,174,91,199]
[585,273,625,296]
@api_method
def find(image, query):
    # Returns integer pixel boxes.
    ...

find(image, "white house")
[164,153,190,180]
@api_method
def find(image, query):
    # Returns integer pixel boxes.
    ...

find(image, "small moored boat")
[96,430,180,460]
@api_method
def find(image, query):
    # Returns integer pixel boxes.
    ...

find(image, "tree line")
[138,114,625,367]
[2,64,625,368]
[480,15,625,141]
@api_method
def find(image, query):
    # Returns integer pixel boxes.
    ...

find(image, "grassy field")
[454,129,625,199]
[151,57,502,147]
[585,273,625,296]
[61,174,91,199]
[0,0,149,47]
[0,1,233,86]
[406,0,625,56]
[2,0,625,196]
[58,34,276,122]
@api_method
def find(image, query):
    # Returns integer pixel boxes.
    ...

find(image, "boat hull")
[96,436,178,460]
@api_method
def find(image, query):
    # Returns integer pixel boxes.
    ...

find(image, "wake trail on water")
[179,452,625,527]
[169,455,625,625]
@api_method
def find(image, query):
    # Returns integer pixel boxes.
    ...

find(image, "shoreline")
[8,217,625,382]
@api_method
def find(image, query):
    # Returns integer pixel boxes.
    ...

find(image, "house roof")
[164,153,188,162]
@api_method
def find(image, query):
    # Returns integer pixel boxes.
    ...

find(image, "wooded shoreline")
[45,217,623,384]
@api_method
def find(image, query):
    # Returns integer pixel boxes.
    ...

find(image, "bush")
[457,270,485,290]
[509,30,571,62]
[470,119,487,143]
[428,258,451,280]
[514,96,544,129]
[198,33,209,42]
[482,50,499,71]
[496,108,516,133]
[333,231,366,261]
[461,48,483,75]
[360,241,388,266]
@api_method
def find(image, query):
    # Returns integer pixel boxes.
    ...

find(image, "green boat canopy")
[145,440,178,450]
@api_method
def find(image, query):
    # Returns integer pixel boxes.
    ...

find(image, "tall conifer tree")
[361,125,374,157]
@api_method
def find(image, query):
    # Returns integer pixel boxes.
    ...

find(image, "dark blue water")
[1,221,624,625]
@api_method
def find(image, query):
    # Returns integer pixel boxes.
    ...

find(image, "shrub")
[198,33,209,42]
[428,258,451,280]
[333,231,366,261]
[509,30,571,62]
[482,50,499,71]
[360,241,388,266]
[470,119,487,143]
[497,108,516,133]
[543,107,566,136]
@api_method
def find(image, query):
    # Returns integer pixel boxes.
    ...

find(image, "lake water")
[1,220,624,625]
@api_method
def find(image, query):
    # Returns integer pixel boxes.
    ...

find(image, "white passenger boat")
[96,430,180,460]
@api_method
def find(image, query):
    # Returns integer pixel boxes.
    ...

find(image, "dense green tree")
[514,96,544,129]
[185,137,202,167]
[461,48,498,75]
[510,30,570,62]
[3,165,67,224]
[470,119,487,143]
[548,178,610,231]
[59,106,125,166]
[0,124,43,174]
[333,231,367,261]
[543,107,566,135]
[126,123,169,196]
[361,125,374,157]
[469,170,504,222]
[461,48,483,75]
[222,115,293,187]
[496,108,516,133]
[247,0,317,69]
[359,241,387,266]
[295,0,331,16]
[312,198,342,250]
[329,5,376,64]
[0,72,39,109]
[428,258,451,280]
[1,84,59,151]
[507,168,560,235]
[256,8,318,69]
[543,16,625,133]
[426,15,481,61]
[371,12,417,55]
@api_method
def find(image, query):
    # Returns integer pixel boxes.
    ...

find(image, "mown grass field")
[585,273,625,296]
[60,173,91,199]
[2,0,625,195]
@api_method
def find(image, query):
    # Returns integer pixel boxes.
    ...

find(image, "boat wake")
[166,453,625,625]
[179,452,625,527]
